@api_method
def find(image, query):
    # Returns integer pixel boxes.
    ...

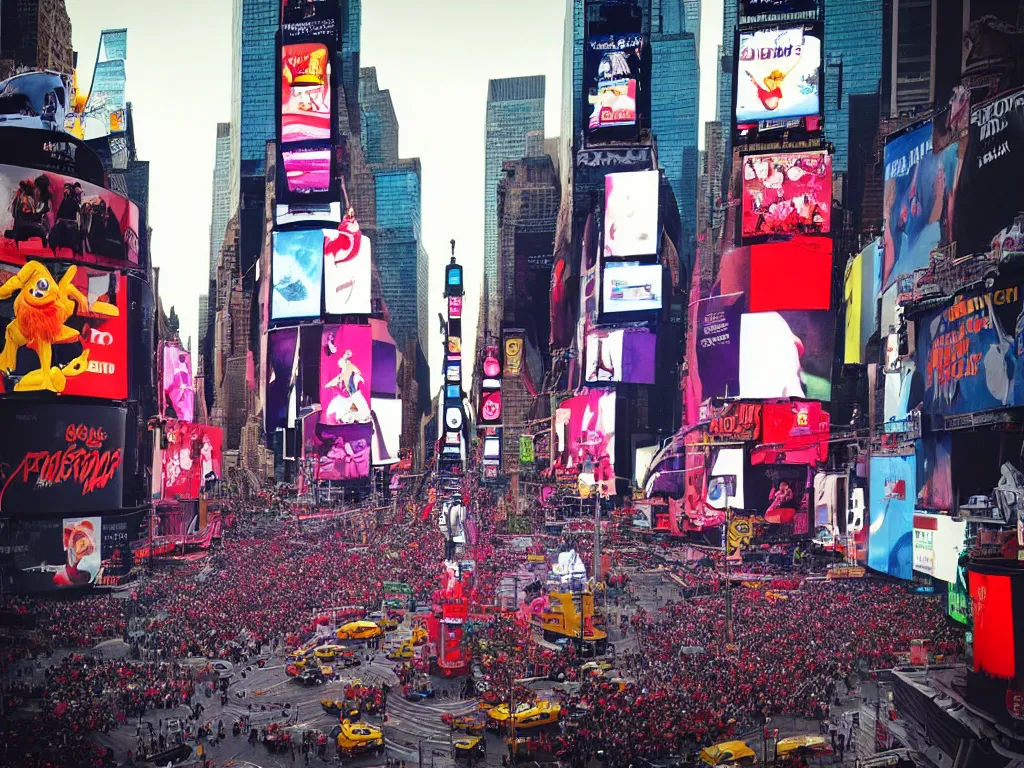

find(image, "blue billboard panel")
[868,454,916,580]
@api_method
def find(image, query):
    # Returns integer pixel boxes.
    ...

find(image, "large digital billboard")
[553,389,616,497]
[602,262,662,314]
[281,42,332,143]
[741,151,831,237]
[265,327,298,433]
[748,237,832,312]
[161,343,194,423]
[843,239,881,365]
[584,328,656,384]
[162,421,223,500]
[272,229,323,320]
[370,319,398,397]
[315,421,372,480]
[320,324,372,425]
[282,146,332,196]
[0,260,127,399]
[324,217,371,315]
[868,454,917,580]
[882,121,961,287]
[693,293,743,401]
[913,513,967,584]
[739,310,834,400]
[604,171,659,258]
[734,24,822,129]
[0,403,125,515]
[583,33,649,140]
[969,569,1016,680]
[0,164,140,267]
[370,398,402,466]
[917,285,1023,417]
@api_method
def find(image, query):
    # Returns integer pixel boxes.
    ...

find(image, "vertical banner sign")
[695,293,743,399]
[504,331,524,377]
[519,435,535,464]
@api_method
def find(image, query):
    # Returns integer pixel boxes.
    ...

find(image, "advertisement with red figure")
[0,403,125,514]
[281,43,332,143]
[553,389,616,497]
[741,151,832,238]
[0,164,140,267]
[320,324,372,425]
[162,421,223,500]
[753,400,830,465]
[323,214,371,315]
[161,343,194,423]
[0,260,127,398]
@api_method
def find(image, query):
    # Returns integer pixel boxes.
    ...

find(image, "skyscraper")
[484,75,546,304]
[230,0,278,194]
[210,123,232,282]
[0,0,72,76]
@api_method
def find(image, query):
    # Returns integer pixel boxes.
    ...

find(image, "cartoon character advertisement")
[735,24,822,126]
[161,343,194,423]
[320,323,372,425]
[161,421,223,500]
[281,42,332,143]
[741,151,832,237]
[0,164,141,267]
[0,403,125,514]
[0,260,127,398]
[323,215,371,315]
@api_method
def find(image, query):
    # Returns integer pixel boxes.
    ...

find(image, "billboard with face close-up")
[604,170,659,258]
[161,343,194,423]
[0,164,140,267]
[741,151,831,237]
[320,324,372,426]
[584,328,656,384]
[162,421,223,500]
[0,403,126,514]
[735,24,822,127]
[0,259,127,399]
[281,146,332,196]
[602,262,662,314]
[584,33,649,139]
[281,42,332,143]
[739,310,834,400]
[272,229,323,321]
[323,216,371,315]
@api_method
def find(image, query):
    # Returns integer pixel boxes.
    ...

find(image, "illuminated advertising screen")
[504,332,524,377]
[949,566,969,624]
[867,455,917,580]
[969,569,1016,679]
[739,310,833,400]
[162,421,223,500]
[320,324,372,426]
[0,403,125,514]
[693,293,742,401]
[0,260,127,399]
[282,146,332,195]
[370,397,402,466]
[748,237,832,312]
[0,164,140,267]
[745,463,809,526]
[161,343,194,423]
[706,447,745,511]
[315,421,372,480]
[324,217,371,315]
[602,262,662,314]
[741,0,819,14]
[272,229,323,320]
[604,171,659,258]
[741,151,832,238]
[281,43,332,143]
[448,295,462,319]
[753,401,830,465]
[913,513,966,583]
[916,285,1024,417]
[882,121,961,287]
[370,319,398,397]
[584,328,656,384]
[734,24,822,130]
[265,327,298,433]
[584,33,649,139]
[0,128,105,186]
[553,389,616,497]
[843,239,882,365]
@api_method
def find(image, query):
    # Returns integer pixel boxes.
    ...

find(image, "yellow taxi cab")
[453,735,486,759]
[314,644,347,660]
[335,621,383,641]
[387,639,415,661]
[698,740,758,766]
[336,719,384,755]
[488,700,561,731]
[775,735,831,763]
[287,648,313,663]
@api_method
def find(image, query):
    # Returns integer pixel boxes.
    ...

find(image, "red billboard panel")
[749,237,832,312]
[162,422,224,500]
[0,260,128,399]
[741,151,832,238]
[753,401,830,465]
[970,570,1016,680]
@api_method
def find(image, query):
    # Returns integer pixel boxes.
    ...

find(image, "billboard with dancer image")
[319,324,372,425]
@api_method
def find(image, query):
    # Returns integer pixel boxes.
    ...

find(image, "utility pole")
[724,498,733,645]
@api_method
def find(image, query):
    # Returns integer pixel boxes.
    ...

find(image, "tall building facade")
[230,0,277,195]
[0,0,73,76]
[210,123,232,282]
[484,76,546,304]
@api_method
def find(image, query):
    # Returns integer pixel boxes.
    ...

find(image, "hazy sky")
[64,0,723,385]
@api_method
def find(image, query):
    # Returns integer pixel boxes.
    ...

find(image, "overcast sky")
[65,0,722,389]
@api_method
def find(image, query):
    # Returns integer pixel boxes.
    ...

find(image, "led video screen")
[604,170,659,258]
[370,319,398,397]
[282,146,331,196]
[584,33,649,138]
[162,421,223,500]
[553,389,616,497]
[281,43,332,143]
[913,513,967,583]
[316,422,372,480]
[272,229,323,320]
[969,570,1016,680]
[739,310,834,401]
[735,25,822,126]
[265,327,298,433]
[0,164,140,267]
[748,237,832,312]
[741,151,832,237]
[706,447,745,511]
[868,455,917,580]
[370,397,402,466]
[602,262,662,314]
[324,218,371,315]
[161,343,194,423]
[0,403,125,514]
[584,328,656,384]
[320,324,372,426]
[0,259,127,399]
